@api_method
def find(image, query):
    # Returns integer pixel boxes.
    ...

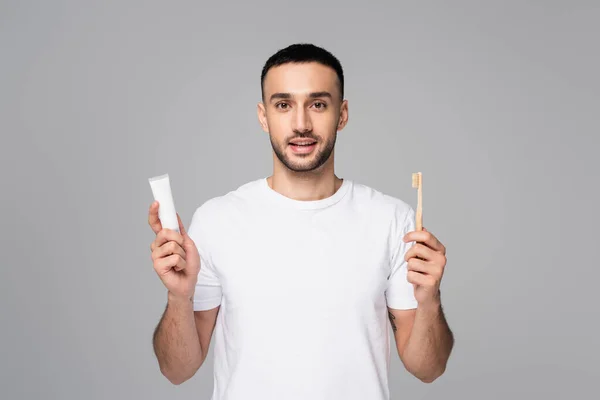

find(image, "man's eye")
[276,103,289,109]
[313,102,327,109]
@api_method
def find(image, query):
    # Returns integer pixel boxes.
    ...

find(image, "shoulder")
[187,179,261,246]
[190,178,264,225]
[349,181,414,222]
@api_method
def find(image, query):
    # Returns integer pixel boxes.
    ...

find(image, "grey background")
[2,1,599,399]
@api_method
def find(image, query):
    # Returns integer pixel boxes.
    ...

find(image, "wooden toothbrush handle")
[416,185,423,231]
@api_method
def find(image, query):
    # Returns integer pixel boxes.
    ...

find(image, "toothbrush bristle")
[412,172,421,188]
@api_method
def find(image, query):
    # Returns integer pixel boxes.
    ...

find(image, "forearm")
[153,292,203,384]
[403,298,454,382]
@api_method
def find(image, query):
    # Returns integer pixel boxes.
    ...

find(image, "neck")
[268,157,342,202]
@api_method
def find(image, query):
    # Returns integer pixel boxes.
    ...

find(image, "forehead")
[263,62,340,98]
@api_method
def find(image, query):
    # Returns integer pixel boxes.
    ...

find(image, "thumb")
[177,213,188,237]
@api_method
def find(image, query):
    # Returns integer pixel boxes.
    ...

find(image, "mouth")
[289,140,317,154]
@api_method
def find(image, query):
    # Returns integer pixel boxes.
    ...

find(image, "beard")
[270,131,337,173]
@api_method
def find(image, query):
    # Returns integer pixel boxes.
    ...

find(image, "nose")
[292,107,312,133]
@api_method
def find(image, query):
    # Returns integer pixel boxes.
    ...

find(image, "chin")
[285,159,325,173]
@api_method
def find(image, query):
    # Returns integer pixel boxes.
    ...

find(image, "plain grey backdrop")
[2,0,599,399]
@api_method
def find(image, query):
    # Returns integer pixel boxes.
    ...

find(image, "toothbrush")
[412,172,423,231]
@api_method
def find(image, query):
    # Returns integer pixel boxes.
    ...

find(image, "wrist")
[418,290,442,311]
[167,291,193,306]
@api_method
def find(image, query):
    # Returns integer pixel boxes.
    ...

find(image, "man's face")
[258,62,348,173]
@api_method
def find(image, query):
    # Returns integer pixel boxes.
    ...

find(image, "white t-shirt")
[187,177,417,400]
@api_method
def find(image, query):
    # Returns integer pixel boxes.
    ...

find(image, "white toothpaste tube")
[148,173,180,233]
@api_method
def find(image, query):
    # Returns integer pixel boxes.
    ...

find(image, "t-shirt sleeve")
[187,204,222,311]
[385,205,418,310]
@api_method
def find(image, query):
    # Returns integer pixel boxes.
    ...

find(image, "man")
[149,43,454,399]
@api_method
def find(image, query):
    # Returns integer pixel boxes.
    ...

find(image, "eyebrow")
[269,91,333,102]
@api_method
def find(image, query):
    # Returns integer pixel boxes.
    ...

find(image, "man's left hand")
[403,227,447,307]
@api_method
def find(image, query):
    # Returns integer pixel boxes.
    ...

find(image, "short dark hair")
[260,43,344,101]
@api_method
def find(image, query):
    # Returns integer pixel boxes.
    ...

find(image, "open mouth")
[289,141,317,154]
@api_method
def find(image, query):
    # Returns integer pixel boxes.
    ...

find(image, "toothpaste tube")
[148,173,180,233]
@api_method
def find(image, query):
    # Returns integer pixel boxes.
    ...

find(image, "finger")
[154,228,184,249]
[154,253,176,275]
[152,240,186,262]
[407,270,431,286]
[407,258,435,274]
[177,213,188,237]
[155,254,187,275]
[403,230,438,247]
[405,243,438,262]
[148,201,162,234]
[172,254,187,272]
[403,230,445,254]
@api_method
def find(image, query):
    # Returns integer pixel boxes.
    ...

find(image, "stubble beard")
[270,131,337,173]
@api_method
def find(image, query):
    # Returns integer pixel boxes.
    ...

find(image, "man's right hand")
[148,201,201,301]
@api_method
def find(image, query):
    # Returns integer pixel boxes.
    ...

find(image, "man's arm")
[388,299,454,383]
[152,292,220,385]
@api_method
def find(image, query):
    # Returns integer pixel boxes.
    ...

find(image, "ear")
[257,103,269,133]
[337,99,349,131]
